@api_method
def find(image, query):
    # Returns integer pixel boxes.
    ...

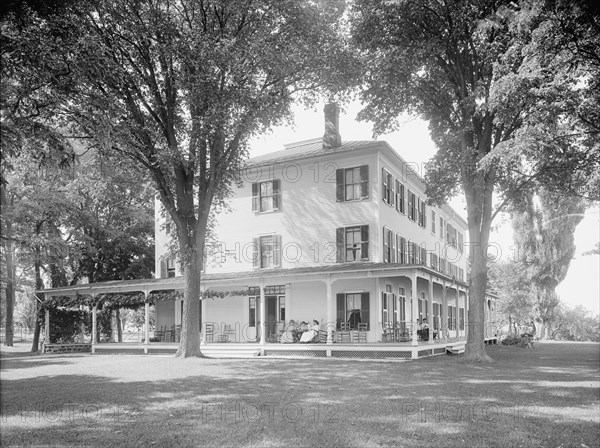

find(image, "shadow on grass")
[1,343,598,448]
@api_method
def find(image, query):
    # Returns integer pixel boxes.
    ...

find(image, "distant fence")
[0,325,34,343]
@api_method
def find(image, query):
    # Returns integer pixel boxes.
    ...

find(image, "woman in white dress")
[280,320,297,343]
[300,320,320,343]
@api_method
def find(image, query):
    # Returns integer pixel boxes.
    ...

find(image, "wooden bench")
[43,343,92,354]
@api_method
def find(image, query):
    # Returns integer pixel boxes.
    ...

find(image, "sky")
[248,102,600,316]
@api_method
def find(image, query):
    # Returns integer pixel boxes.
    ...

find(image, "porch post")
[441,282,448,342]
[427,276,434,345]
[454,286,459,338]
[91,297,97,354]
[144,291,150,354]
[411,271,418,346]
[259,281,266,345]
[79,304,85,343]
[326,275,333,344]
[464,288,469,342]
[45,308,50,344]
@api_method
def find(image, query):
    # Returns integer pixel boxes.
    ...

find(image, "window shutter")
[361,225,369,260]
[336,293,345,329]
[252,238,259,268]
[389,173,395,206]
[274,235,282,267]
[391,231,396,263]
[336,169,344,201]
[383,228,389,263]
[382,168,386,202]
[336,227,344,263]
[160,260,167,279]
[422,202,427,227]
[272,179,281,210]
[361,293,370,330]
[360,165,369,198]
[407,190,413,219]
[252,183,259,212]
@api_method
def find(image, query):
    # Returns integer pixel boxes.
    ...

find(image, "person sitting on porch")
[299,320,320,343]
[280,320,297,343]
[421,318,430,341]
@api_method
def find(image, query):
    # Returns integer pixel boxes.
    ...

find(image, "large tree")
[7,0,355,357]
[351,0,599,361]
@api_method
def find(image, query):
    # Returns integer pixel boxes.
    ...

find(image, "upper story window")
[383,227,396,263]
[458,232,464,253]
[382,169,394,206]
[439,217,445,240]
[395,180,405,213]
[336,166,369,201]
[417,198,426,228]
[166,258,176,278]
[446,223,458,248]
[252,234,282,268]
[252,179,281,213]
[431,211,436,233]
[396,234,406,264]
[336,225,369,262]
[407,190,416,221]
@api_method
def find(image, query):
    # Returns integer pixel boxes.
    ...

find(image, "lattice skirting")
[417,349,433,357]
[331,350,412,359]
[264,350,327,357]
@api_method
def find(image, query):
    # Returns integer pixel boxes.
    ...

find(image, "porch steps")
[200,345,261,359]
[446,343,465,355]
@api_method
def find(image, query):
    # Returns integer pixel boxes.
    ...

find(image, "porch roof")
[38,262,468,297]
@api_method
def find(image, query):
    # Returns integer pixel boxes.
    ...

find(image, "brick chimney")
[323,103,342,150]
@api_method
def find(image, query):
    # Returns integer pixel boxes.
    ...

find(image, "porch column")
[79,304,85,343]
[441,282,448,342]
[427,276,434,345]
[91,300,97,354]
[259,282,266,345]
[144,291,150,354]
[326,275,334,344]
[411,271,418,346]
[45,308,50,344]
[454,286,459,338]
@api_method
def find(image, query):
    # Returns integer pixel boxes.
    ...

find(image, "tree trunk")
[175,249,204,358]
[3,222,15,347]
[116,308,123,342]
[31,246,45,352]
[508,314,513,336]
[464,242,493,362]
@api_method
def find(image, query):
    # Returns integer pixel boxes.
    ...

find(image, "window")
[420,246,427,266]
[252,179,281,213]
[396,235,406,264]
[431,211,436,233]
[417,198,426,227]
[398,288,406,323]
[439,217,445,240]
[447,223,458,248]
[382,169,394,206]
[459,307,465,330]
[407,190,416,221]
[336,225,369,262]
[433,303,440,330]
[458,267,464,282]
[166,258,176,278]
[418,292,428,321]
[383,227,396,263]
[252,235,282,268]
[448,306,456,330]
[382,285,396,324]
[336,166,369,201]
[249,297,258,327]
[279,296,286,322]
[407,241,416,264]
[395,180,405,213]
[430,253,438,270]
[336,292,370,330]
[458,232,464,253]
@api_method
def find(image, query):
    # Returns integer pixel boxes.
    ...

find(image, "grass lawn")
[1,342,599,448]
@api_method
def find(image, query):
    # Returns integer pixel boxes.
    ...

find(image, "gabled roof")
[246,139,384,166]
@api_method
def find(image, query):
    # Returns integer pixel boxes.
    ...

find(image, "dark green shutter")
[336,293,345,329]
[274,235,282,267]
[360,293,370,330]
[361,225,369,260]
[160,260,167,278]
[252,237,259,268]
[273,179,280,210]
[252,183,259,212]
[360,165,369,198]
[336,227,344,263]
[336,169,344,201]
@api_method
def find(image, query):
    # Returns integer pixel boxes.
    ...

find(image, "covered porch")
[38,263,498,358]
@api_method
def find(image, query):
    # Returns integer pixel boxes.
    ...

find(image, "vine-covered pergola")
[39,276,250,352]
